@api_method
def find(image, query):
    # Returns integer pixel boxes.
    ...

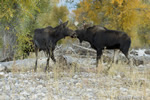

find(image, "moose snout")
[70,31,77,38]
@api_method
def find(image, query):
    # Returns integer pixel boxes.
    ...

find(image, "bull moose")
[34,21,75,72]
[72,25,131,67]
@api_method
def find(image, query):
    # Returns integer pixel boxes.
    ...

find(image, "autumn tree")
[37,5,69,27]
[15,0,55,58]
[0,0,56,59]
[0,0,40,59]
[0,0,71,59]
[73,0,150,47]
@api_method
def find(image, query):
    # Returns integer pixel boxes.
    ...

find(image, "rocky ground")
[0,42,150,100]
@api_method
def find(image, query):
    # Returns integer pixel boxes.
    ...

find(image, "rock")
[5,85,11,90]
[37,85,43,89]
[0,64,6,72]
[29,87,35,93]
[41,87,47,93]
[0,94,10,100]
[0,72,5,78]
[42,97,49,100]
[86,88,93,92]
[145,50,150,55]
[80,41,91,48]
[37,93,45,97]
[116,74,121,78]
[73,75,78,79]
[133,58,144,66]
[53,95,58,100]
[19,96,26,100]
[66,47,76,54]
[31,94,38,100]
[20,91,29,96]
[76,83,82,88]
[120,87,128,92]
[0,58,48,72]
[23,80,28,83]
[10,94,19,100]
[130,50,138,56]
[0,56,13,62]
[72,80,78,84]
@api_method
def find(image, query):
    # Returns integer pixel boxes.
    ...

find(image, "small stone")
[0,64,6,72]
[86,88,93,92]
[29,87,35,92]
[0,72,5,75]
[37,93,45,97]
[111,87,117,90]
[37,85,43,89]
[23,80,28,83]
[76,83,82,88]
[20,91,29,96]
[5,85,11,90]
[116,74,121,78]
[145,50,150,55]
[53,95,58,100]
[19,96,26,100]
[42,97,48,100]
[86,93,94,99]
[0,94,10,100]
[130,50,138,56]
[31,94,38,99]
[0,88,2,92]
[0,75,4,79]
[10,94,20,100]
[73,75,78,79]
[120,87,128,92]
[72,80,78,84]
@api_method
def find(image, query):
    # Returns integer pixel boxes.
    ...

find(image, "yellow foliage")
[5,26,10,30]
[73,0,150,47]
[0,0,41,22]
[49,5,69,27]
[112,0,124,6]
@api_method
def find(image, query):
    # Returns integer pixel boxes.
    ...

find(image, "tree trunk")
[2,29,17,60]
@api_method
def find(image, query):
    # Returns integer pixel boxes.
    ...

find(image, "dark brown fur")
[72,25,131,67]
[34,21,75,72]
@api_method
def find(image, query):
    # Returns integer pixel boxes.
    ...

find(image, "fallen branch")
[72,44,96,53]
[0,56,13,62]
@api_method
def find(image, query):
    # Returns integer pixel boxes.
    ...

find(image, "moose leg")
[125,53,130,64]
[45,51,50,72]
[51,51,56,63]
[34,48,39,72]
[96,49,103,73]
[121,47,130,64]
[96,49,102,67]
[45,56,50,72]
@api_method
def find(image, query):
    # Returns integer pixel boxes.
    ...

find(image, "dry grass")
[3,51,150,100]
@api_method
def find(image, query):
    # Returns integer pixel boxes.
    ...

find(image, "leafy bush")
[16,32,34,58]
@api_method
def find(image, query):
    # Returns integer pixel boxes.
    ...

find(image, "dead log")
[72,44,96,53]
[0,56,13,62]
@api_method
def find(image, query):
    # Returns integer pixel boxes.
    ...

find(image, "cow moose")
[33,21,75,72]
[72,25,131,67]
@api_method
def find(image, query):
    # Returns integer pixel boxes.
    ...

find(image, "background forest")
[0,0,150,59]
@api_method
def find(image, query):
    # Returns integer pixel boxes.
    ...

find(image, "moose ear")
[63,20,69,27]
